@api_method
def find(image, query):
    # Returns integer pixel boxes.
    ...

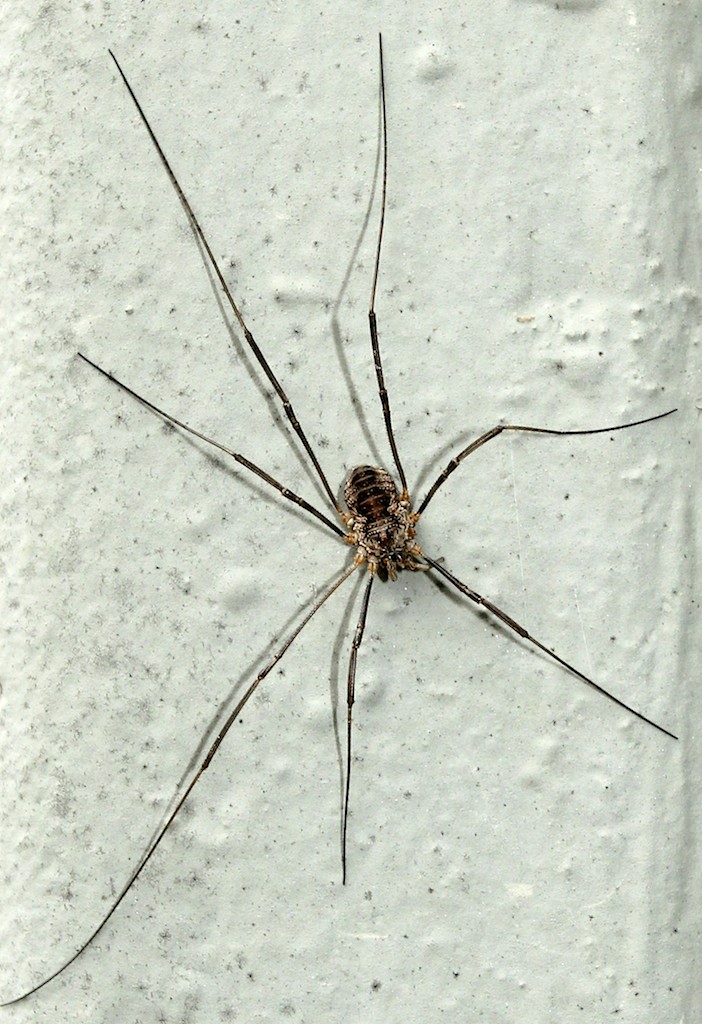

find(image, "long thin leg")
[368,34,408,494]
[422,554,677,741]
[78,353,345,539]
[341,573,374,885]
[417,408,677,515]
[108,51,342,516]
[2,561,360,1007]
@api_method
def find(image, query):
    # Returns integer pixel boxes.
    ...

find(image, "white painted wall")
[1,2,698,1022]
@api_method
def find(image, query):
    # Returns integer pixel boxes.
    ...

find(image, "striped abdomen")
[344,465,399,522]
[343,465,422,580]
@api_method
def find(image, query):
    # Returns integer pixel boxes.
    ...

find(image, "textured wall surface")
[1,2,699,1022]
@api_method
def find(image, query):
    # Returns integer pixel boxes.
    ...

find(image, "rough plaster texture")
[1,2,699,1022]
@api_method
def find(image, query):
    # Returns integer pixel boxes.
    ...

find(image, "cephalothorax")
[3,35,677,1008]
[343,465,423,580]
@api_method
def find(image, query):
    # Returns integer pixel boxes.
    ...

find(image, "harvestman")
[4,36,677,1005]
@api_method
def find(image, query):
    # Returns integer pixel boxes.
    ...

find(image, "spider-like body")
[343,465,423,581]
[2,35,676,1010]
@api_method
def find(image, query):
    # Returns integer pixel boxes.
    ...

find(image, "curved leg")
[109,51,341,516]
[418,409,677,514]
[342,573,375,884]
[3,561,359,1006]
[423,554,676,741]
[367,35,408,494]
[78,353,345,538]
